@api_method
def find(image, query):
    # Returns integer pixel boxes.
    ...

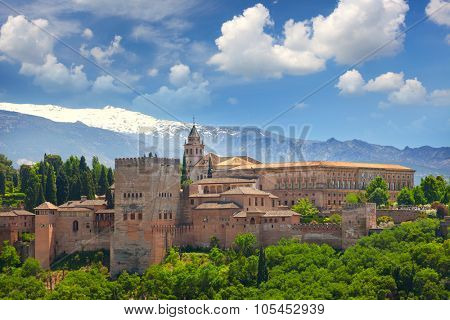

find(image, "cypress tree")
[36,183,45,206]
[98,166,109,196]
[12,172,18,189]
[45,166,57,204]
[24,186,36,211]
[0,171,5,195]
[56,171,69,205]
[69,176,81,200]
[207,156,213,178]
[79,156,88,172]
[80,170,95,199]
[181,152,187,185]
[106,188,114,209]
[257,246,268,287]
[107,168,114,186]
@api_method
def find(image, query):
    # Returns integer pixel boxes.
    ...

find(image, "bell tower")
[184,119,204,176]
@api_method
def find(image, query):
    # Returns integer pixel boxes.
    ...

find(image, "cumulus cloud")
[0,15,53,64]
[426,0,450,27]
[133,63,210,110]
[336,69,365,94]
[0,15,90,93]
[209,1,408,78]
[82,28,93,39]
[337,69,450,107]
[85,35,123,65]
[92,75,127,93]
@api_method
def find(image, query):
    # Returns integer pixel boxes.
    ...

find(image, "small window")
[159,213,162,219]
[123,214,128,221]
[131,213,135,220]
[191,199,195,205]
[169,212,173,219]
[140,193,143,198]
[72,220,79,232]
[138,213,143,220]
[123,193,126,198]
[164,213,167,219]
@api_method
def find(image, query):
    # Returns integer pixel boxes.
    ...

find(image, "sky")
[0,0,449,148]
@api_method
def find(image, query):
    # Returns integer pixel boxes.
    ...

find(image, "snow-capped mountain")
[0,102,449,180]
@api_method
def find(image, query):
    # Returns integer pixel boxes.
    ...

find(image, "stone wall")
[376,209,421,224]
[341,203,377,249]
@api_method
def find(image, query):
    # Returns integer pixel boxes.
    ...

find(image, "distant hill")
[0,102,449,182]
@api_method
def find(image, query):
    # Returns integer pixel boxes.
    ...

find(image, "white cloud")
[336,69,365,94]
[364,72,405,92]
[426,0,450,27]
[169,63,190,87]
[82,28,93,39]
[0,15,54,64]
[87,35,123,65]
[227,97,238,105]
[133,63,210,110]
[17,158,34,166]
[209,1,408,78]
[147,68,159,77]
[446,34,450,45]
[429,89,450,106]
[92,75,127,93]
[19,54,90,92]
[387,78,427,105]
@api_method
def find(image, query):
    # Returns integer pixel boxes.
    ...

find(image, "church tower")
[184,122,204,177]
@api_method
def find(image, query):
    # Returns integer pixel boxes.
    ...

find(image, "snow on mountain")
[0,102,190,135]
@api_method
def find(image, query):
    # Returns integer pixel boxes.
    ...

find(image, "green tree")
[45,165,57,204]
[19,165,33,193]
[421,176,441,204]
[233,233,257,257]
[91,156,102,192]
[257,247,268,287]
[397,187,414,206]
[413,186,426,205]
[0,171,5,195]
[44,154,63,174]
[56,171,69,205]
[366,177,389,207]
[207,156,213,178]
[0,241,21,271]
[69,175,82,200]
[21,258,42,277]
[106,188,114,209]
[36,183,45,205]
[80,170,95,199]
[345,193,359,204]
[181,152,188,185]
[97,166,109,196]
[291,198,319,221]
[435,203,448,220]
[107,168,114,186]
[79,155,88,172]
[328,213,342,224]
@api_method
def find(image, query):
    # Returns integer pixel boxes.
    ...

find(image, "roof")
[0,210,34,217]
[221,187,270,196]
[59,199,106,207]
[34,202,59,210]
[189,193,220,198]
[57,207,92,212]
[216,157,259,167]
[233,210,299,218]
[195,202,241,210]
[188,124,200,138]
[192,177,255,185]
[95,209,115,214]
[230,160,414,171]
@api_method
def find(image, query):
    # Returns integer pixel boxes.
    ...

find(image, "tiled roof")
[0,210,34,217]
[195,202,241,210]
[34,202,59,210]
[95,209,115,214]
[221,187,270,195]
[58,207,92,212]
[192,177,255,185]
[59,199,106,207]
[230,161,414,171]
[189,193,220,198]
[0,211,17,217]
[233,210,299,218]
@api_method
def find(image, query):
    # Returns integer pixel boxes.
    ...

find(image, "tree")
[56,171,69,205]
[435,203,448,220]
[106,188,114,209]
[45,165,57,204]
[44,154,63,174]
[80,170,95,199]
[368,187,389,207]
[345,193,359,204]
[207,156,213,178]
[397,188,414,206]
[12,172,18,189]
[0,171,5,195]
[19,165,33,193]
[21,258,42,277]
[291,198,319,221]
[328,213,342,224]
[97,166,109,196]
[91,156,102,192]
[107,168,114,186]
[421,176,441,204]
[413,186,426,205]
[209,236,220,248]
[233,233,257,257]
[79,156,88,172]
[181,152,188,185]
[0,241,20,271]
[36,183,45,205]
[366,177,389,207]
[69,175,81,200]
[257,247,268,287]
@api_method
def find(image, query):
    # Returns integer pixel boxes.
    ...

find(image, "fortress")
[1,124,415,275]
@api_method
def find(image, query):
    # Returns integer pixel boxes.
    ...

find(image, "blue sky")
[0,0,449,148]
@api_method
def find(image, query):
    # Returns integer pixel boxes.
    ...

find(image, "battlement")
[343,203,376,210]
[292,223,341,232]
[115,157,180,167]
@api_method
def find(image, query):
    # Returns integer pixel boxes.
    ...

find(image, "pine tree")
[107,168,114,186]
[207,156,213,178]
[97,166,109,196]
[181,152,187,185]
[91,156,102,193]
[45,166,57,204]
[69,176,81,200]
[24,186,37,212]
[257,246,268,287]
[0,171,5,195]
[56,171,69,205]
[80,170,95,199]
[79,156,88,172]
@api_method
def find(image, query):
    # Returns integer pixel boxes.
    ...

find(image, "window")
[250,217,255,224]
[282,217,285,222]
[159,213,162,219]
[272,200,275,207]
[123,214,128,221]
[164,212,167,219]
[123,193,126,198]
[284,200,288,205]
[169,212,173,219]
[140,193,143,198]
[72,220,79,232]
[261,198,264,206]
[131,213,135,220]
[191,199,195,205]
[138,213,143,220]
[255,198,258,206]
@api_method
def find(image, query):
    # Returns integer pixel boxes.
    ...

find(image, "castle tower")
[341,203,377,249]
[184,122,204,178]
[34,202,59,269]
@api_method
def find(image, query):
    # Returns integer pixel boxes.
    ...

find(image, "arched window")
[72,220,79,232]
[250,217,255,224]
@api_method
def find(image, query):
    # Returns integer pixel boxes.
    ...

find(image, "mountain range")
[0,102,448,181]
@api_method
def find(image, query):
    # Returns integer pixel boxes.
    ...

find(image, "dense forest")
[0,154,114,210]
[0,218,448,300]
